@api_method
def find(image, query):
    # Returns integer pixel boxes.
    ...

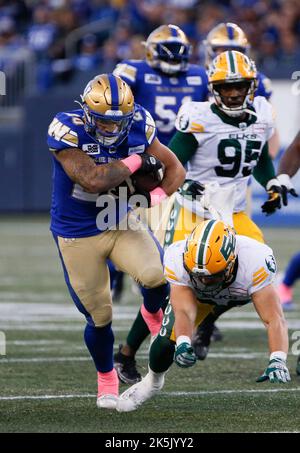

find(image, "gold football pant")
[53,213,166,327]
[162,199,265,247]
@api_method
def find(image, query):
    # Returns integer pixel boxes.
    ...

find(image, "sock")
[97,369,119,398]
[126,294,170,352]
[126,310,149,352]
[140,304,163,337]
[149,333,175,373]
[141,282,169,313]
[84,323,114,372]
[283,252,300,287]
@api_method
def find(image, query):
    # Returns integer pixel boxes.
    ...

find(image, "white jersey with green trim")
[163,235,276,306]
[175,96,275,213]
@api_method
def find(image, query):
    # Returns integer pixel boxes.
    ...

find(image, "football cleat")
[96,394,118,410]
[192,320,215,361]
[211,324,223,342]
[114,344,142,385]
[117,370,165,412]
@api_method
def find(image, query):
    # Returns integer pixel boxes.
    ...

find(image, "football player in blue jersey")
[47,73,185,410]
[114,24,209,147]
[111,24,209,384]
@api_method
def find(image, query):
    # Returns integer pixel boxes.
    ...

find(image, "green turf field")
[0,216,299,433]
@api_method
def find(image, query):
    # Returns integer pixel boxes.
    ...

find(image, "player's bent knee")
[91,305,113,327]
[139,266,166,288]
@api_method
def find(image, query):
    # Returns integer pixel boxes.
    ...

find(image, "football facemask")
[81,74,135,147]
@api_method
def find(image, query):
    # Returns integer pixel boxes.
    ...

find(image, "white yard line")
[0,387,300,401]
[0,352,288,363]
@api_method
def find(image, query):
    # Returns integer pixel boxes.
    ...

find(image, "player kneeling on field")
[117,220,290,412]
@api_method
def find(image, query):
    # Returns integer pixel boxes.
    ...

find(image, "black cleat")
[192,321,215,360]
[114,344,142,385]
[211,324,223,342]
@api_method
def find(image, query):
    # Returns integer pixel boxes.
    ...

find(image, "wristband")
[121,154,142,174]
[266,178,279,191]
[150,187,167,207]
[176,335,191,347]
[270,351,287,362]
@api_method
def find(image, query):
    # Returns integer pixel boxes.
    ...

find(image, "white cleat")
[96,394,118,410]
[116,371,165,412]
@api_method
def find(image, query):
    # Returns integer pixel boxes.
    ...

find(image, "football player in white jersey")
[116,220,290,412]
[162,50,293,359]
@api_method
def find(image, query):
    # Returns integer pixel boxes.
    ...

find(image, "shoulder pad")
[48,111,83,148]
[257,72,273,99]
[253,96,275,125]
[175,101,208,133]
[143,108,156,144]
[113,61,138,84]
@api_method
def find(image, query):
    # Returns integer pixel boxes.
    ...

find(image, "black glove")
[277,174,298,206]
[261,178,282,215]
[178,179,205,200]
[139,153,163,176]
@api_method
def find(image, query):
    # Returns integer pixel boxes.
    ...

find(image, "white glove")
[277,174,298,206]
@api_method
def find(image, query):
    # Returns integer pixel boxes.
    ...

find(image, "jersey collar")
[210,104,257,128]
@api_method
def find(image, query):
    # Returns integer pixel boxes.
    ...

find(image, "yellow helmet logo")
[183,219,236,277]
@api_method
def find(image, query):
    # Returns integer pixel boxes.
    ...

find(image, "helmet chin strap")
[219,105,258,118]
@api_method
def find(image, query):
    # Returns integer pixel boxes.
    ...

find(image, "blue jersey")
[47,104,156,238]
[114,60,209,145]
[256,72,272,100]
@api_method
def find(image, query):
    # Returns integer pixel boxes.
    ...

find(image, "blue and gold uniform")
[47,75,168,335]
[114,60,209,146]
[48,104,156,237]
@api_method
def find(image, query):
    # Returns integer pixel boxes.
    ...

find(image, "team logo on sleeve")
[178,114,189,131]
[265,255,277,273]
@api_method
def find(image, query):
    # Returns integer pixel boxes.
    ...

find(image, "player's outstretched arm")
[171,284,197,368]
[252,284,291,383]
[54,147,160,194]
[277,130,300,205]
[146,138,186,196]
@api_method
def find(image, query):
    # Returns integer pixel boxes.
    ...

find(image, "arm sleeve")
[168,131,198,166]
[252,142,276,188]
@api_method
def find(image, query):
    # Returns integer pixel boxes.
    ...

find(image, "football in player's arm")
[116,221,290,412]
[47,73,185,410]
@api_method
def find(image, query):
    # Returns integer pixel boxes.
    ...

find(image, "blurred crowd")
[0,0,299,92]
